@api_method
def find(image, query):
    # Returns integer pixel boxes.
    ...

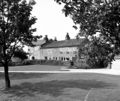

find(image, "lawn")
[0,65,62,71]
[0,73,120,101]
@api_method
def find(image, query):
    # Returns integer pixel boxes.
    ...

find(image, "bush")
[86,58,109,68]
[72,59,90,69]
[22,60,34,65]
[17,59,64,66]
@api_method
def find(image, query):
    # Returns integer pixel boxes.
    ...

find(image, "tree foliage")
[65,33,70,40]
[14,50,28,60]
[0,0,40,88]
[54,37,57,41]
[55,0,120,67]
[44,35,49,42]
[79,37,114,68]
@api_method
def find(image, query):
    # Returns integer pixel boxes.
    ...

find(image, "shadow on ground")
[2,79,116,97]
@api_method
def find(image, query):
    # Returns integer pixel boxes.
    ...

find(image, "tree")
[54,37,57,41]
[79,37,114,68]
[44,35,49,42]
[65,33,70,40]
[0,0,40,88]
[14,50,28,60]
[55,0,120,66]
[76,34,79,39]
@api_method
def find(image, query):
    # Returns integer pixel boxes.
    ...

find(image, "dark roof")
[41,39,85,49]
[32,40,46,46]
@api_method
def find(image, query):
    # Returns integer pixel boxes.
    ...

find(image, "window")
[66,58,69,61]
[32,56,35,60]
[66,52,69,54]
[45,57,48,60]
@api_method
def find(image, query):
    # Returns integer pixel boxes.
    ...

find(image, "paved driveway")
[0,65,120,75]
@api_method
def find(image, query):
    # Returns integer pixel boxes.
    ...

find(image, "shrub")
[86,58,109,68]
[19,59,64,66]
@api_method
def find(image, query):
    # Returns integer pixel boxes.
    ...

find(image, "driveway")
[0,65,120,75]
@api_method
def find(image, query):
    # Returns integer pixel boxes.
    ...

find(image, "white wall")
[112,59,120,69]
[29,46,79,61]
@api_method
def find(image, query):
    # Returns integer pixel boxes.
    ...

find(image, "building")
[28,38,86,61]
[28,40,46,60]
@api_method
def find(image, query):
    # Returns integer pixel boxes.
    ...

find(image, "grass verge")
[0,73,120,101]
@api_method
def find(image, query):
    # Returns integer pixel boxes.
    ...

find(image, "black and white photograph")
[0,0,120,101]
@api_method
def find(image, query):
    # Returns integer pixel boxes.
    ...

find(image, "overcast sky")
[31,0,78,40]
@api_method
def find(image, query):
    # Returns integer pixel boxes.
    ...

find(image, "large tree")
[0,0,40,88]
[55,0,120,66]
[79,36,115,68]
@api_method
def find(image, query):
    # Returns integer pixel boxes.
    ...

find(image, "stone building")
[28,38,85,61]
[28,40,46,60]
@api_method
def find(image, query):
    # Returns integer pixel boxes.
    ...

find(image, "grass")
[0,73,120,101]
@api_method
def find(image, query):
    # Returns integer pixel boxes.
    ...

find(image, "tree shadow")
[2,79,116,97]
[0,73,50,80]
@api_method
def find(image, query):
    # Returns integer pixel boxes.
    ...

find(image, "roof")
[32,40,46,46]
[41,39,85,49]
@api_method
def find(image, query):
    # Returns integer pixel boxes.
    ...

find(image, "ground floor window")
[66,58,69,61]
[32,56,35,60]
[45,57,48,60]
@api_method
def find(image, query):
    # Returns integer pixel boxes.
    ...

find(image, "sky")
[31,0,79,40]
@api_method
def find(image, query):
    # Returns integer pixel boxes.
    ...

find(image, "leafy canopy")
[55,0,120,61]
[0,0,40,65]
[14,50,28,60]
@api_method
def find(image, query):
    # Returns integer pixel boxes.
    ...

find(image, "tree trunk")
[4,63,11,89]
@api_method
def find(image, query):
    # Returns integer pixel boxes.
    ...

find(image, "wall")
[40,47,78,61]
[28,46,79,61]
[28,46,41,60]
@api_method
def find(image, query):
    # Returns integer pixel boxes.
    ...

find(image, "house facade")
[28,39,85,61]
[28,40,46,60]
[40,46,78,61]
